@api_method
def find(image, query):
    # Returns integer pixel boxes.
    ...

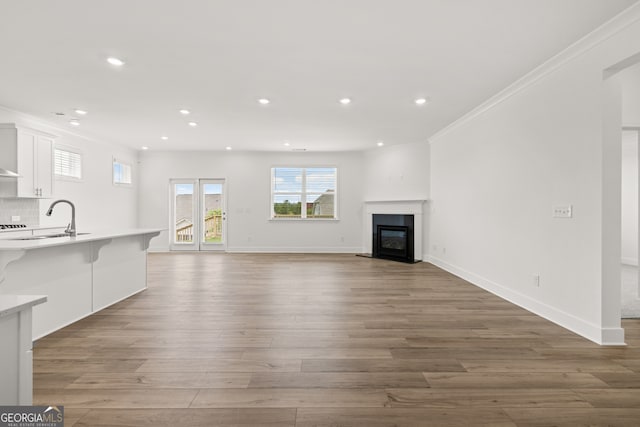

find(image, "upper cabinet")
[0,123,56,198]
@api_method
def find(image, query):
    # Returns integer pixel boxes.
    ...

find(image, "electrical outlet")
[532,274,540,287]
[553,205,572,218]
[11,215,20,222]
[442,247,446,254]
[432,244,438,252]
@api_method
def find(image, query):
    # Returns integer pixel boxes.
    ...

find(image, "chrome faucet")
[46,199,76,237]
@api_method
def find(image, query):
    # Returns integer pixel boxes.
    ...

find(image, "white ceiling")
[0,0,636,152]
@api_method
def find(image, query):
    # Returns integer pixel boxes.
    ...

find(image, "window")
[271,167,337,219]
[54,147,82,180]
[113,158,132,185]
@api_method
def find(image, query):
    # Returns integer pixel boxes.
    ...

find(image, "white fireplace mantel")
[363,199,428,260]
[364,200,427,215]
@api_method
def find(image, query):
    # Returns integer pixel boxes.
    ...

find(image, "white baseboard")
[149,246,362,254]
[227,246,362,254]
[621,257,638,266]
[427,255,625,346]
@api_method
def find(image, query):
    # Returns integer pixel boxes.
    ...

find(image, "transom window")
[271,167,337,219]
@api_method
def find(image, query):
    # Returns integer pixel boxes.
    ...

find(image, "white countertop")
[0,294,47,317]
[0,228,163,250]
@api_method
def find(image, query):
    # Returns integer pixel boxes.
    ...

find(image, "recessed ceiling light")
[225,146,232,151]
[69,120,80,126]
[179,109,190,115]
[258,98,270,105]
[74,109,87,115]
[339,98,352,105]
[141,146,149,150]
[283,141,291,147]
[415,98,428,105]
[160,136,169,140]
[188,121,198,127]
[377,141,384,147]
[106,57,125,66]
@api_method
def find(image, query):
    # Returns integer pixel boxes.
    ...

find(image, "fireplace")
[372,214,415,263]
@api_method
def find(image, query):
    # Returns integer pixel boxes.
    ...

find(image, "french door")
[170,178,226,251]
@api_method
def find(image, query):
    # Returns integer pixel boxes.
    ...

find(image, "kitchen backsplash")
[0,198,39,225]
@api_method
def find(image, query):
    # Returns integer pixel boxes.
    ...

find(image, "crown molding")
[429,1,640,144]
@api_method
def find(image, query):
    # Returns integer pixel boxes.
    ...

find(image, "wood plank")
[34,359,146,374]
[503,408,640,426]
[33,389,198,408]
[591,372,640,388]
[190,388,389,408]
[574,389,640,408]
[242,348,393,360]
[384,388,590,408]
[302,358,465,373]
[248,372,428,388]
[270,337,409,348]
[406,337,552,349]
[136,358,302,373]
[423,372,609,389]
[67,372,252,389]
[73,408,296,427]
[33,373,82,389]
[391,347,541,360]
[296,408,516,427]
[461,359,634,373]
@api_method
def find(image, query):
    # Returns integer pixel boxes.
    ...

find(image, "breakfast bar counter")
[0,229,161,339]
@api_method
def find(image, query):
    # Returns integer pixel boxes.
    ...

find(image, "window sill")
[55,176,83,183]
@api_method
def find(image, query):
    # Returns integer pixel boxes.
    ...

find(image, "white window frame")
[113,157,132,187]
[53,145,83,181]
[270,166,338,220]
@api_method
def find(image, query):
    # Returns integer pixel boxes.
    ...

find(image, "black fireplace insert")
[372,214,415,263]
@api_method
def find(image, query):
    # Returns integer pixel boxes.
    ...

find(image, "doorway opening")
[618,60,640,319]
[170,178,226,251]
[621,128,640,318]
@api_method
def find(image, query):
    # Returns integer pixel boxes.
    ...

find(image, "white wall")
[622,130,638,265]
[362,141,430,201]
[0,107,138,231]
[138,150,365,252]
[362,141,430,255]
[621,62,640,126]
[429,4,640,345]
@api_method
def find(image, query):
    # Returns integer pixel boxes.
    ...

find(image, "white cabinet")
[0,123,56,198]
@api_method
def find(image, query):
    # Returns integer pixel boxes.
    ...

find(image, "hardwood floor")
[33,253,640,426]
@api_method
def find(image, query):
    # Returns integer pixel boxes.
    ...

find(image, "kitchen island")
[0,229,161,339]
[0,295,46,404]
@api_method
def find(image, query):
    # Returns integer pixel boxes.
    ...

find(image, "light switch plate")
[553,205,572,218]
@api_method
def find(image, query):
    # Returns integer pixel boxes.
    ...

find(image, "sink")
[10,232,90,241]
